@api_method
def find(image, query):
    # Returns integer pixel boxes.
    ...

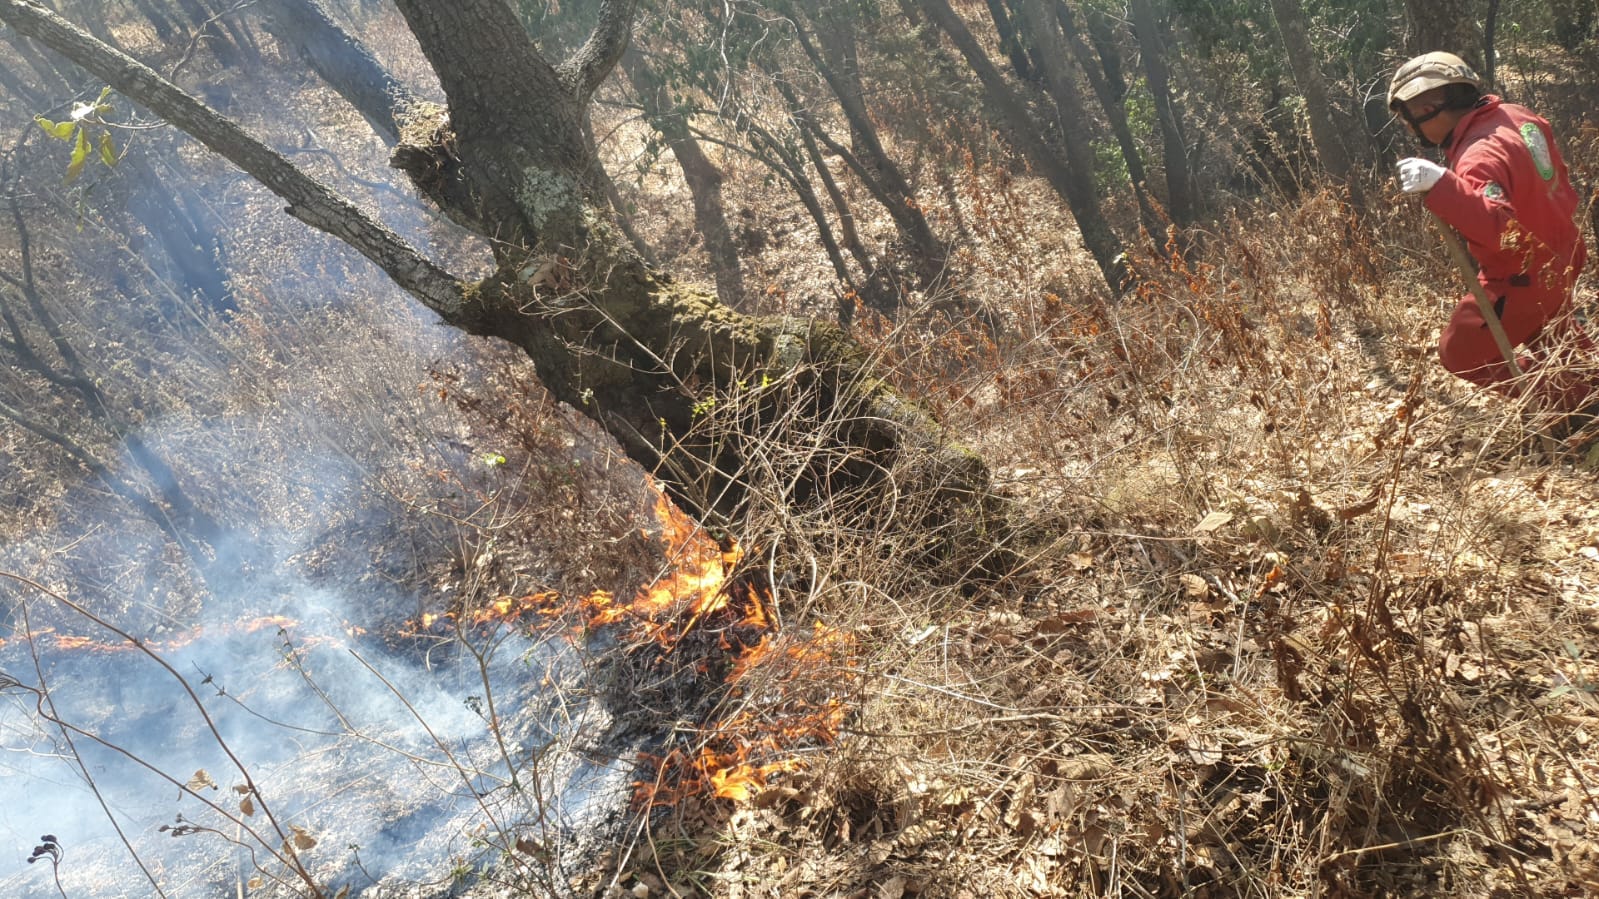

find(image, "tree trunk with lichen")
[0,0,1009,575]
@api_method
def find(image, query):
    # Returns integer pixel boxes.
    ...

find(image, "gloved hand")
[1397,157,1446,193]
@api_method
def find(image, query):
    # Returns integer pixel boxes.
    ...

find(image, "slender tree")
[1054,0,1161,239]
[914,0,1126,291]
[785,0,948,285]
[1128,0,1195,226]
[1268,0,1356,189]
[621,46,746,308]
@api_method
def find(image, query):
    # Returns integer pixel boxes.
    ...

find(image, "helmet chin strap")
[1397,104,1446,149]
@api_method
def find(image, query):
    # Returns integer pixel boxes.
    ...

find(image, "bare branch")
[0,0,483,330]
[558,0,639,99]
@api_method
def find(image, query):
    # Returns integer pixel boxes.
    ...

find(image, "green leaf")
[65,128,89,184]
[98,132,117,167]
[34,116,74,141]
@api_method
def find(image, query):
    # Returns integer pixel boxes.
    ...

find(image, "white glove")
[1397,157,1445,193]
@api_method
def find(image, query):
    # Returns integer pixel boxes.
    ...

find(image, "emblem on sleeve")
[1520,122,1555,181]
[1483,182,1505,201]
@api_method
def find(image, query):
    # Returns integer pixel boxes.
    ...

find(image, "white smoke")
[0,573,630,898]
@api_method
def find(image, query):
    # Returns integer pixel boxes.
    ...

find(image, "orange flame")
[398,476,855,807]
[0,615,361,655]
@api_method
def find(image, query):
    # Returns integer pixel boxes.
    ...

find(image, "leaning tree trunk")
[793,0,948,286]
[0,0,1010,576]
[1054,0,1160,240]
[1014,0,1133,258]
[765,72,874,276]
[258,0,418,145]
[981,0,1035,82]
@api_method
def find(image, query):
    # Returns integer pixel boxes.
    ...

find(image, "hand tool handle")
[1431,213,1560,455]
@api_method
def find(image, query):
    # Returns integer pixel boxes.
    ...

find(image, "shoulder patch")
[1484,182,1506,201]
[1520,122,1555,181]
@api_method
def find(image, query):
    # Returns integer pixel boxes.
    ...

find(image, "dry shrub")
[612,182,1599,898]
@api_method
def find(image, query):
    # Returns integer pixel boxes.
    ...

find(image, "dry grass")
[600,114,1599,899]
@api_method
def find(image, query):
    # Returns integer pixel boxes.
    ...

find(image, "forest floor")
[581,82,1599,899]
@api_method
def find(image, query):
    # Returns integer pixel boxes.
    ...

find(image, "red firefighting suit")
[1426,95,1595,413]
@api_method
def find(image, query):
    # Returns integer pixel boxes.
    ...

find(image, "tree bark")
[915,0,1125,291]
[0,0,1008,572]
[1483,0,1499,85]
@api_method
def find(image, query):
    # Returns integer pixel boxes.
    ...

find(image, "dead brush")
[601,344,1033,895]
[802,184,1599,896]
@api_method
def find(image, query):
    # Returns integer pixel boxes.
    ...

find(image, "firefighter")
[1389,51,1597,430]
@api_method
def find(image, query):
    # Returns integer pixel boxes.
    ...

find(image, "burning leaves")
[0,615,336,655]
[404,478,860,808]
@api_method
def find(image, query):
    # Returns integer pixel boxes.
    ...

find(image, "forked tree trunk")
[1129,0,1195,226]
[0,0,1009,574]
[1013,0,1131,257]
[768,74,873,275]
[915,0,1126,290]
[793,0,948,286]
[1054,0,1160,239]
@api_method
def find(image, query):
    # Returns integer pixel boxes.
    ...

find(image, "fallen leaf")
[1194,511,1233,533]
[1034,610,1098,634]
[1337,493,1380,521]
